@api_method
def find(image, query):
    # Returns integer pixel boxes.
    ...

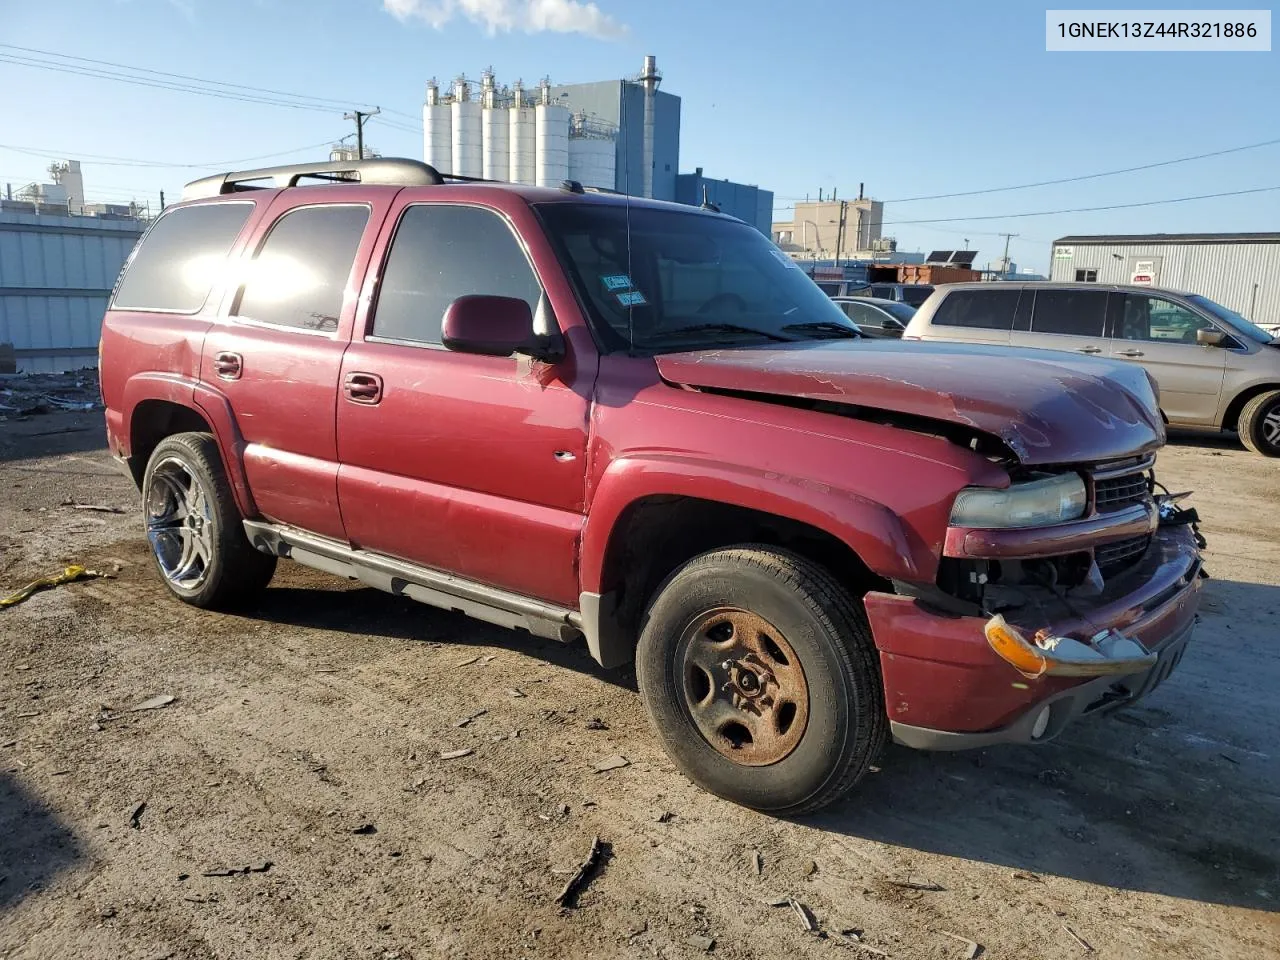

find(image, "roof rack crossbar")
[182,158,445,201]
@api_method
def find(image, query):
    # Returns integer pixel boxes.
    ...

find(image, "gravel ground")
[1,413,1278,960]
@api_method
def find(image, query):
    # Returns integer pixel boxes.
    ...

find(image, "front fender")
[579,453,930,595]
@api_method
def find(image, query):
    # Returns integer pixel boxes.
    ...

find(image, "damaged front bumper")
[864,523,1203,751]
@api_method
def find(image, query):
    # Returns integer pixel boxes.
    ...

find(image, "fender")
[121,372,258,519]
[576,453,931,667]
[581,454,929,592]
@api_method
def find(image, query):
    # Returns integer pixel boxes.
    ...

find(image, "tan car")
[903,282,1280,456]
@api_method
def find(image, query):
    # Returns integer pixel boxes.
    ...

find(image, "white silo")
[423,79,453,175]
[568,137,617,191]
[451,78,482,178]
[508,80,536,185]
[534,79,570,188]
[480,72,509,181]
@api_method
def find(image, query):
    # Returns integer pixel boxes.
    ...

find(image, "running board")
[243,520,583,643]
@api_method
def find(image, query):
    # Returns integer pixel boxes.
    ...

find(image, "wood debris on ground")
[555,835,604,908]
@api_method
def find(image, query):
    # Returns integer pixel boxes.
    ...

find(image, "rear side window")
[1030,290,1107,337]
[112,202,253,313]
[931,289,1019,329]
[371,205,542,345]
[235,204,370,333]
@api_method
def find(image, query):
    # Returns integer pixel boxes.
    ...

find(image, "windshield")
[1186,294,1275,343]
[537,202,861,352]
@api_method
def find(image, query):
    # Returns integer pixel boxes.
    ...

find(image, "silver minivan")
[903,282,1280,456]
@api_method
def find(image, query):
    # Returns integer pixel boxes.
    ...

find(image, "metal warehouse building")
[1,207,144,373]
[1050,233,1280,332]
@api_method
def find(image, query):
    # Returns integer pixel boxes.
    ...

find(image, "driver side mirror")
[1196,328,1227,347]
[882,319,898,330]
[441,295,564,362]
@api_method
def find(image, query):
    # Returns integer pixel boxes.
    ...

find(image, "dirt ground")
[1,412,1278,960]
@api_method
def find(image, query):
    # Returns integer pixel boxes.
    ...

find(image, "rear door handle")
[343,372,383,405]
[1116,349,1146,358]
[1076,346,1102,354]
[213,351,242,380]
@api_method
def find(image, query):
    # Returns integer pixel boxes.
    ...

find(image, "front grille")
[1095,534,1151,576]
[1094,473,1151,512]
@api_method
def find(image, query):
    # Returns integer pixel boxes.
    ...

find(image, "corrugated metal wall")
[1048,240,1280,330]
[0,211,144,373]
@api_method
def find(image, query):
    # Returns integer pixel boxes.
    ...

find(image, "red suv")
[100,158,1204,814]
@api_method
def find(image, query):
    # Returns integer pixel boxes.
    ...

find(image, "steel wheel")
[145,455,214,591]
[677,607,810,766]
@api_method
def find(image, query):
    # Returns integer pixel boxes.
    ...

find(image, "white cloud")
[383,0,627,40]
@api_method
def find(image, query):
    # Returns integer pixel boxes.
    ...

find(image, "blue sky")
[1,0,1276,272]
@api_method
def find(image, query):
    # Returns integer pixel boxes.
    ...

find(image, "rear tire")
[1237,389,1280,457]
[636,546,885,816]
[141,432,276,609]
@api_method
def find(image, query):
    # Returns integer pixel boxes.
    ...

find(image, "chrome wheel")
[145,456,214,591]
[1263,406,1280,450]
[678,608,810,766]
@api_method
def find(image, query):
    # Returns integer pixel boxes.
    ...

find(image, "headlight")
[950,473,1087,529]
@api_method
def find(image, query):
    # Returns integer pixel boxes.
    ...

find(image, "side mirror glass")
[442,295,563,361]
[1196,328,1227,347]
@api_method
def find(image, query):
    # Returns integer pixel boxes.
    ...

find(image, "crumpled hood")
[655,340,1165,465]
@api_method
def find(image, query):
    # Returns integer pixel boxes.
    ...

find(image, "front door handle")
[1116,349,1146,358]
[213,351,242,380]
[1076,346,1102,354]
[343,372,383,405]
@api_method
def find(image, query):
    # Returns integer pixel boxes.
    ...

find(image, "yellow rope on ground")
[0,565,105,610]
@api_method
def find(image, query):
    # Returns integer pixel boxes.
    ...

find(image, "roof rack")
[182,158,445,201]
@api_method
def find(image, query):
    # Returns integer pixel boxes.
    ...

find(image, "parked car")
[904,282,1280,456]
[100,159,1203,815]
[855,282,935,307]
[832,296,916,338]
[812,278,870,298]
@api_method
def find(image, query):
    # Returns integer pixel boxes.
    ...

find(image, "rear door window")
[370,205,542,345]
[931,289,1020,330]
[112,202,253,313]
[1030,289,1108,337]
[234,204,370,333]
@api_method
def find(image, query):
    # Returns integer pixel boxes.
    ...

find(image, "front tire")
[1238,389,1280,457]
[141,432,276,609]
[636,546,885,816]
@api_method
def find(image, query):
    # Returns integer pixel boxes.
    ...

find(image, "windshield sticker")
[601,274,634,292]
[616,290,648,307]
[770,248,800,270]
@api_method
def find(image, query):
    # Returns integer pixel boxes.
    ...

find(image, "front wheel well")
[1222,384,1280,432]
[127,400,213,487]
[598,496,889,650]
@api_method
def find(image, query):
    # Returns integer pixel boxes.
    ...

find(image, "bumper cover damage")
[865,519,1203,750]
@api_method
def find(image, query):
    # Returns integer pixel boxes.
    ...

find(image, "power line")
[882,136,1280,204]
[0,140,339,169]
[0,43,363,111]
[871,184,1280,227]
[773,184,1280,228]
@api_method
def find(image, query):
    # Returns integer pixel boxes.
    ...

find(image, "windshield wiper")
[650,322,796,343]
[782,321,862,339]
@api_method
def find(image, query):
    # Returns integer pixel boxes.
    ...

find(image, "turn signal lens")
[985,616,1050,678]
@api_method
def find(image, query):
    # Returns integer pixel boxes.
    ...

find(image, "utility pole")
[344,108,381,159]
[999,232,1019,277]
[835,200,848,265]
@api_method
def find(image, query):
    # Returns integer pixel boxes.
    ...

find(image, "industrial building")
[772,193,886,261]
[1,165,147,373]
[1050,233,1280,331]
[421,56,773,233]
